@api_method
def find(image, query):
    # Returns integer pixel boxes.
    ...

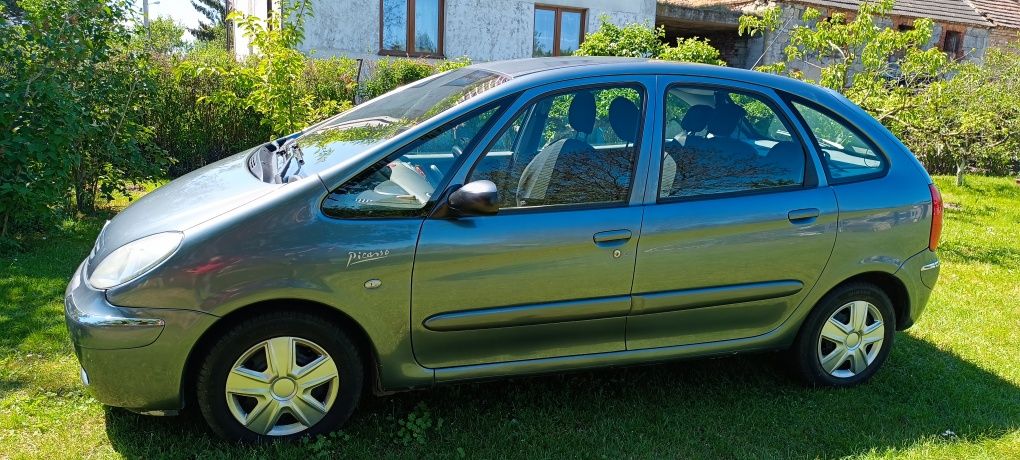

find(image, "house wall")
[989,28,1020,49]
[235,0,657,62]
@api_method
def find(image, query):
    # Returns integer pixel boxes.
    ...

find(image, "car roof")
[470,56,831,98]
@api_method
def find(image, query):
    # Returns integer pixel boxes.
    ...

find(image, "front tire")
[792,283,896,387]
[196,311,363,442]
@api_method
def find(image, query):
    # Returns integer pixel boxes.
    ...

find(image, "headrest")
[681,105,714,133]
[707,104,746,137]
[608,96,640,144]
[768,141,803,158]
[568,91,596,135]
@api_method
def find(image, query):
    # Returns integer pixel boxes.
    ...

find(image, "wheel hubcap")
[817,300,885,379]
[225,337,340,436]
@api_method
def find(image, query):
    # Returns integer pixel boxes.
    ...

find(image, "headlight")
[88,232,183,289]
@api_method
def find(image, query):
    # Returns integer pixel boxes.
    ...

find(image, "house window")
[380,0,443,57]
[533,5,586,57]
[942,30,962,59]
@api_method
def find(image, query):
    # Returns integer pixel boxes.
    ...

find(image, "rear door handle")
[788,208,820,223]
[593,229,632,245]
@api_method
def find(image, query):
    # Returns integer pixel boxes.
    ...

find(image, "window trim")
[655,83,816,204]
[461,82,649,215]
[378,0,446,58]
[783,95,890,186]
[533,4,587,57]
[320,99,510,220]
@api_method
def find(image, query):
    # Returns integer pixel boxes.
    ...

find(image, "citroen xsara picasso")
[66,58,942,441]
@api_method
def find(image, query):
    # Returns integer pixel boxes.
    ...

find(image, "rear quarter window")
[789,100,888,183]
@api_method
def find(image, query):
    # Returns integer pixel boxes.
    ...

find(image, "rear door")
[411,77,657,368]
[627,76,838,350]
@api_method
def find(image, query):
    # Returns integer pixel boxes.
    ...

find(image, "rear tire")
[792,282,896,387]
[195,311,363,442]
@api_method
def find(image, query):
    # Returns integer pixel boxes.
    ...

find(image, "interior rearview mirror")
[448,180,499,216]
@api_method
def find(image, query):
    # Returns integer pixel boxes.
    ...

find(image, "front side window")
[381,0,443,56]
[469,85,644,209]
[533,6,586,57]
[790,100,886,183]
[661,86,806,199]
[322,103,504,218]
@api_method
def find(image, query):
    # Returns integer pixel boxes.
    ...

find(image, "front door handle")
[593,229,632,245]
[788,208,820,223]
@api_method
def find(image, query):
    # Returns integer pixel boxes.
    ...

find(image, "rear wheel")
[792,283,895,387]
[196,312,363,442]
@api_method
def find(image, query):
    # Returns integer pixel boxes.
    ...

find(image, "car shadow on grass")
[103,334,1020,459]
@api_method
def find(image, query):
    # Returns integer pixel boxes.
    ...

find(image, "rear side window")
[790,101,887,183]
[660,85,806,200]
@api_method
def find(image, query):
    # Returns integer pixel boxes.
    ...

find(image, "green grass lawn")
[1,175,1018,459]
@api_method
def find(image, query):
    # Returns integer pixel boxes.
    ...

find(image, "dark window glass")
[943,31,962,57]
[533,8,555,57]
[470,85,643,209]
[414,0,440,54]
[323,104,502,218]
[381,0,443,56]
[660,86,805,199]
[559,11,582,55]
[381,0,408,52]
[791,101,885,183]
[532,6,585,57]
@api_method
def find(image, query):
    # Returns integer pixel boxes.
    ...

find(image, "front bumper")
[65,262,217,411]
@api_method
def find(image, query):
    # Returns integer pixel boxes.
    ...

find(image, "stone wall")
[989,28,1020,49]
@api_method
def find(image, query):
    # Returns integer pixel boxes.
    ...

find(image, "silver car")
[65,57,943,441]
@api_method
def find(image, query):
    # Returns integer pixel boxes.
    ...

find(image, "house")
[233,0,658,62]
[233,0,1019,68]
[968,0,1020,48]
[658,0,1020,69]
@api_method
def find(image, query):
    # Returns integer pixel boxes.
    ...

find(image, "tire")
[791,282,896,387]
[196,311,363,442]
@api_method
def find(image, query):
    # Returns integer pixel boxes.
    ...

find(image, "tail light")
[929,183,943,251]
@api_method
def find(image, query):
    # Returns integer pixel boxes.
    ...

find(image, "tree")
[1,0,167,241]
[575,16,726,66]
[196,0,343,136]
[735,0,1013,181]
[190,0,227,43]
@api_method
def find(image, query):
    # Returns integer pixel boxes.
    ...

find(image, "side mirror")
[448,180,499,216]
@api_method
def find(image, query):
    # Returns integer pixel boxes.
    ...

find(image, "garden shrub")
[360,58,436,100]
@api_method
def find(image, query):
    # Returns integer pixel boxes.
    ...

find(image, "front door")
[411,80,655,368]
[627,79,838,349]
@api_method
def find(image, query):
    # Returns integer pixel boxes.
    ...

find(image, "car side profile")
[65,57,943,441]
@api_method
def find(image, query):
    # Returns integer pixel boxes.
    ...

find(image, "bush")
[361,58,436,100]
[575,16,726,66]
[1,0,165,241]
[148,41,271,176]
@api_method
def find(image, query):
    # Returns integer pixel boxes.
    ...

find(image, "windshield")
[251,68,509,182]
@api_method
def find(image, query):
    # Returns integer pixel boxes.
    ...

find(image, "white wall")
[236,0,657,62]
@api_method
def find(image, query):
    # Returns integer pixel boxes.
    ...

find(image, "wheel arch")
[821,271,910,331]
[179,299,382,410]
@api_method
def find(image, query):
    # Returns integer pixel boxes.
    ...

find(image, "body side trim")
[632,280,804,316]
[422,295,631,332]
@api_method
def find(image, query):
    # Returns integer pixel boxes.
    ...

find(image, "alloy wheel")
[224,336,340,436]
[816,300,886,379]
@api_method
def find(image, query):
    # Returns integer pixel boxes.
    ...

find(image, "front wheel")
[195,312,364,442]
[792,283,896,387]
